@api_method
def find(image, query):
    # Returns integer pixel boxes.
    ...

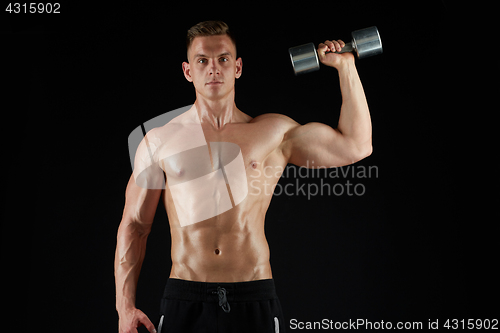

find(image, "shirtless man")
[115,21,372,333]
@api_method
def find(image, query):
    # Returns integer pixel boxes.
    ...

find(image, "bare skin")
[115,34,372,333]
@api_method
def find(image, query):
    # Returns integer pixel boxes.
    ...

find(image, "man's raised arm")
[282,39,372,168]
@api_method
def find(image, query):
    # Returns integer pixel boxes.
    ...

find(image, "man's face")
[182,35,242,101]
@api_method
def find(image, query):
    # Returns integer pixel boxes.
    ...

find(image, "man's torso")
[153,106,294,282]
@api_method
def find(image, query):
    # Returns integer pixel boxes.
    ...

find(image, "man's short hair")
[186,20,236,55]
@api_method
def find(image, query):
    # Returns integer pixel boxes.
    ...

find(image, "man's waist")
[163,278,278,302]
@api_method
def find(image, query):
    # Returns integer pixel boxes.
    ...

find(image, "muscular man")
[115,21,372,333]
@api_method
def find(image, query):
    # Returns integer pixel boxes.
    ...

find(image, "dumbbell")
[289,26,383,75]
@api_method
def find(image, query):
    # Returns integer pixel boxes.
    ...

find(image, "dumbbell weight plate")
[288,43,320,75]
[351,26,383,59]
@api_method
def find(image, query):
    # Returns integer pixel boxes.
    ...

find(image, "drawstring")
[212,287,231,313]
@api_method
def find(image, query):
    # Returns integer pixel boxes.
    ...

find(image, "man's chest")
[155,121,284,227]
[157,122,283,184]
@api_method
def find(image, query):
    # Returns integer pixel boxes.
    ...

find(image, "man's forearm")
[336,60,372,153]
[114,220,149,313]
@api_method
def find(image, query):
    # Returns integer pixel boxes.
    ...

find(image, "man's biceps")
[287,123,337,151]
[133,165,165,189]
[124,177,162,221]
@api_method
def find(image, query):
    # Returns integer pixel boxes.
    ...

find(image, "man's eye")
[198,59,207,64]
[219,57,228,62]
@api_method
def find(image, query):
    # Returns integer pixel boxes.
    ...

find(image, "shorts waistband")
[163,278,278,302]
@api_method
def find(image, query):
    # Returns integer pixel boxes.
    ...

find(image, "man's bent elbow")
[352,143,373,163]
[363,144,373,158]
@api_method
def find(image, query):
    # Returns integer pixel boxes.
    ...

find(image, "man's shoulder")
[250,113,299,130]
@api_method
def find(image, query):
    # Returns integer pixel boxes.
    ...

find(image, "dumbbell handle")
[327,41,354,54]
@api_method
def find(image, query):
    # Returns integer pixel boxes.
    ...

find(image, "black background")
[3,1,497,332]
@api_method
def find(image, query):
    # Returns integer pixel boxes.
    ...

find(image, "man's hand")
[317,39,354,69]
[118,308,156,333]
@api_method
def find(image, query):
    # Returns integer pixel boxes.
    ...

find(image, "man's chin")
[202,88,230,100]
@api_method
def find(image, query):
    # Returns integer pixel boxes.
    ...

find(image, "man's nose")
[209,59,220,75]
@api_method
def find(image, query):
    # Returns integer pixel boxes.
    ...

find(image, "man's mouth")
[206,81,223,85]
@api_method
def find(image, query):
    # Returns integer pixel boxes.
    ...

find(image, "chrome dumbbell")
[289,26,383,75]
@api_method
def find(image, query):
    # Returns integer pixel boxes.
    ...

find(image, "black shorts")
[158,278,286,333]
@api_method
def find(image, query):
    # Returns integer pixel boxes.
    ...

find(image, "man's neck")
[195,94,237,130]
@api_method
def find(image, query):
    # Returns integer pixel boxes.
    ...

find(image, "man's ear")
[235,57,242,79]
[182,62,193,82]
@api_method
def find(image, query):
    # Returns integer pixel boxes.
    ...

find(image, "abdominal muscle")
[164,189,273,283]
